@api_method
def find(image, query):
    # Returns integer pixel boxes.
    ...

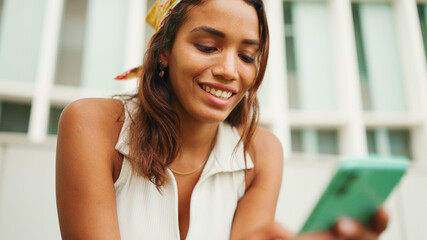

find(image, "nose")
[212,50,238,81]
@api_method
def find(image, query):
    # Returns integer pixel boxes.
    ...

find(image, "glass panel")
[285,2,335,111]
[388,130,412,159]
[366,130,377,154]
[352,3,372,110]
[48,106,64,135]
[0,0,46,83]
[55,0,88,86]
[353,3,406,112]
[367,129,412,159]
[0,101,31,133]
[291,129,303,152]
[418,4,427,61]
[80,0,129,91]
[291,128,339,155]
[317,130,339,154]
[283,2,299,109]
[0,0,4,27]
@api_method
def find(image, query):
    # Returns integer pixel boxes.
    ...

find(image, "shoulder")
[251,127,283,156]
[57,98,125,168]
[60,98,124,128]
[59,98,125,140]
[247,126,284,172]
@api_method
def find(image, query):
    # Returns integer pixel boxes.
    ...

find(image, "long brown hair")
[127,0,270,190]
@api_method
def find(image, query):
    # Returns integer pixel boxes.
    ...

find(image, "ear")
[159,50,170,68]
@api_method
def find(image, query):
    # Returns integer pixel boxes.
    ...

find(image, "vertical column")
[28,0,65,143]
[394,0,427,162]
[122,0,146,92]
[329,0,367,157]
[265,0,291,159]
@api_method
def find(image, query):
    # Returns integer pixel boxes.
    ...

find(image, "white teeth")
[202,84,232,100]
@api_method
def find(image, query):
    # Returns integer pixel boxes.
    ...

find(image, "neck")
[179,117,218,153]
[171,107,220,168]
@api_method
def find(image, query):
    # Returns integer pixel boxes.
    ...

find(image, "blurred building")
[0,0,426,239]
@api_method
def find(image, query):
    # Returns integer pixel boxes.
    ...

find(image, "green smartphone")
[299,156,408,233]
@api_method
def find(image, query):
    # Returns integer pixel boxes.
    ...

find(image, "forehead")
[180,0,259,39]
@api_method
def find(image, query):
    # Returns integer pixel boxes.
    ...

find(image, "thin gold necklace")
[169,157,209,175]
[170,135,216,176]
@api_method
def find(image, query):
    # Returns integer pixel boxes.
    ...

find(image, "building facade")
[0,0,426,239]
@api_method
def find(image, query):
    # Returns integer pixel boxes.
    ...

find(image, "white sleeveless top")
[114,100,254,240]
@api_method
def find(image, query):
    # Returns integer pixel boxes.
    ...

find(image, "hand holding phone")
[300,156,408,233]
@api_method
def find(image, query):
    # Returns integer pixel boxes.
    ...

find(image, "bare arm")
[56,98,124,239]
[230,127,284,240]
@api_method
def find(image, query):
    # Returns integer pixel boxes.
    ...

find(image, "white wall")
[0,139,60,240]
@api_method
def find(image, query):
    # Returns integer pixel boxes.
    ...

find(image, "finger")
[372,206,389,234]
[334,217,377,240]
[295,231,335,240]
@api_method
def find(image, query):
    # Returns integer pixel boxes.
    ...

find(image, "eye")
[239,54,255,63]
[196,45,217,53]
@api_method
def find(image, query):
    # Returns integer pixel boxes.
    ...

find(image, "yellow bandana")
[146,0,183,31]
[115,0,182,80]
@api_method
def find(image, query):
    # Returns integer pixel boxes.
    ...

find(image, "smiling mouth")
[201,84,233,100]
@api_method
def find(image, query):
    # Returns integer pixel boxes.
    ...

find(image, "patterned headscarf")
[115,0,182,80]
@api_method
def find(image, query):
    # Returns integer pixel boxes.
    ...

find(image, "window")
[389,130,412,159]
[55,0,88,87]
[0,0,46,83]
[366,130,377,154]
[291,129,303,152]
[55,0,129,91]
[0,101,31,133]
[291,129,339,155]
[352,3,406,112]
[317,130,339,155]
[418,4,427,61]
[366,129,412,159]
[283,2,298,109]
[0,0,4,26]
[283,1,336,111]
[48,106,64,135]
[352,3,371,110]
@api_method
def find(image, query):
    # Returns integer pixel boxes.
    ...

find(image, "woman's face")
[163,0,260,124]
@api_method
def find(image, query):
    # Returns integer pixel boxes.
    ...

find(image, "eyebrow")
[190,26,260,46]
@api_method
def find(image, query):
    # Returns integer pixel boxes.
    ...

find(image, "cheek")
[169,50,209,82]
[241,67,258,90]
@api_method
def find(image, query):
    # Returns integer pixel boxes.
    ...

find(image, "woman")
[56,0,388,239]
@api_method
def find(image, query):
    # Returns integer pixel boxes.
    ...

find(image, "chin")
[197,114,229,124]
[193,109,232,124]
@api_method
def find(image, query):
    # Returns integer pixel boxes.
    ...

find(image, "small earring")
[159,61,165,78]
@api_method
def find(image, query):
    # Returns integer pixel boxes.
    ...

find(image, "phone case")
[299,156,408,233]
